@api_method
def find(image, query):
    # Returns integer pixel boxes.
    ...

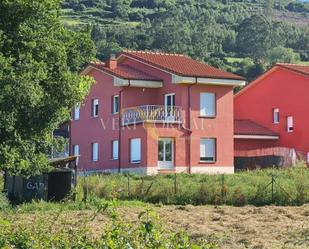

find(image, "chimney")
[106,54,117,69]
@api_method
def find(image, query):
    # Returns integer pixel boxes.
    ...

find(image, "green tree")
[267,46,300,65]
[0,0,95,176]
[236,15,272,63]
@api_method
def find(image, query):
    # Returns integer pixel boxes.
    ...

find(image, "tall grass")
[78,163,309,206]
[0,203,217,248]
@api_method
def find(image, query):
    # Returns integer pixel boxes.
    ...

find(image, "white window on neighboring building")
[92,142,99,161]
[92,99,99,117]
[74,105,80,120]
[200,93,216,117]
[200,138,216,162]
[73,144,80,164]
[73,144,80,156]
[287,116,294,133]
[112,140,119,160]
[113,95,119,114]
[273,108,279,124]
[130,138,141,163]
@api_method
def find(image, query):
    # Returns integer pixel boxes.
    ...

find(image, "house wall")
[234,67,309,153]
[71,56,236,174]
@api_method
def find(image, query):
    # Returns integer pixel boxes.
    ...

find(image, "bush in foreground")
[0,203,217,249]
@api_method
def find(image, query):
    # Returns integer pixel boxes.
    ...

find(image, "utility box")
[3,156,77,204]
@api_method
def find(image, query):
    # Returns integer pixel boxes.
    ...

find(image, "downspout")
[118,80,130,173]
[187,77,198,174]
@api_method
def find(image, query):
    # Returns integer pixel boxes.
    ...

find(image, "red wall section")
[235,67,309,153]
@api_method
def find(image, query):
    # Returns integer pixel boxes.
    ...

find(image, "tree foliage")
[0,0,95,176]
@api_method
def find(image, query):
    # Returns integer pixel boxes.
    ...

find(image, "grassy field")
[1,166,309,248]
[1,200,309,248]
[78,165,309,206]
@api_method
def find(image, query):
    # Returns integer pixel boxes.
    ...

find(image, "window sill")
[199,116,216,119]
[130,161,141,164]
[111,158,118,161]
[199,160,216,164]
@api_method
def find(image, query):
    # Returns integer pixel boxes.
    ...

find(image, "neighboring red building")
[234,64,309,161]
[70,50,245,174]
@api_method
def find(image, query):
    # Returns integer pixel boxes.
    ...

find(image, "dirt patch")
[4,204,309,249]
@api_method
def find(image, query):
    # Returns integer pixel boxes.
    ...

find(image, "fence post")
[174,173,177,195]
[271,174,274,203]
[127,174,130,197]
[221,174,225,204]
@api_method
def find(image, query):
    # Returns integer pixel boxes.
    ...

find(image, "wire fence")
[80,168,309,206]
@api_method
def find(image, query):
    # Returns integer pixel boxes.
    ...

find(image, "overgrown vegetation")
[61,0,309,80]
[79,163,309,206]
[0,202,216,248]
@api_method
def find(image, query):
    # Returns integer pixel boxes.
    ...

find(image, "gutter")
[187,77,198,174]
[118,80,130,173]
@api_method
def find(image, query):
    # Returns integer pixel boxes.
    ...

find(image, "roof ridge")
[123,49,184,57]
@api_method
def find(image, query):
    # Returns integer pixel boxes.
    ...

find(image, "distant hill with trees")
[61,0,309,80]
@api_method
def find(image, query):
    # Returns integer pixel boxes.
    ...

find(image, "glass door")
[164,93,175,121]
[158,138,174,169]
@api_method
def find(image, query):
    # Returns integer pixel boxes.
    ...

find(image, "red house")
[234,64,309,164]
[70,51,245,174]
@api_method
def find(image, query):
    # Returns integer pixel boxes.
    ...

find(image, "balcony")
[122,105,183,125]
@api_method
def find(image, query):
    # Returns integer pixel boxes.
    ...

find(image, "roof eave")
[172,74,246,86]
[234,134,279,140]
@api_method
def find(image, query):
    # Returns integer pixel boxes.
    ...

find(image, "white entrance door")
[158,138,174,169]
[164,93,175,121]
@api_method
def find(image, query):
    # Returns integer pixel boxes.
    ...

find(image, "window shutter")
[130,138,141,163]
[200,93,216,117]
[112,140,119,159]
[92,143,99,161]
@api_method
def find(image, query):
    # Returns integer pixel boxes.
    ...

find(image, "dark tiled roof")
[89,62,161,81]
[277,63,309,76]
[121,50,245,80]
[234,119,279,137]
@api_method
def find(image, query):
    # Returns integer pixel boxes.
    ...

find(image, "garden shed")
[3,156,77,203]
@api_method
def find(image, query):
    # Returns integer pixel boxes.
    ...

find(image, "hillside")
[61,0,309,80]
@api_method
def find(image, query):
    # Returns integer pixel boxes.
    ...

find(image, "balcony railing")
[122,105,183,125]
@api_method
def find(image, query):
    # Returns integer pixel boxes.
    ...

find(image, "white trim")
[77,166,234,175]
[234,134,279,140]
[171,74,245,86]
[196,77,246,86]
[112,95,119,114]
[190,166,234,174]
[114,77,163,88]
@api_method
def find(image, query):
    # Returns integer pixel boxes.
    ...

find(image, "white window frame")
[113,95,119,114]
[200,92,216,117]
[200,138,216,163]
[287,116,294,133]
[73,105,80,121]
[112,140,119,160]
[73,144,80,156]
[273,108,279,124]
[130,138,141,164]
[73,144,80,164]
[92,99,99,117]
[92,142,99,161]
